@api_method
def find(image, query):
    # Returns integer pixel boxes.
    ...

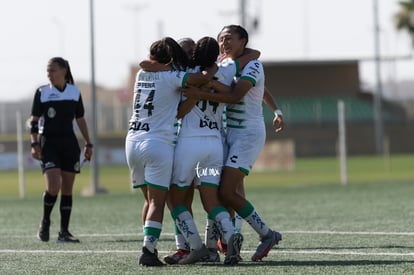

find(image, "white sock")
[205,218,219,250]
[143,220,162,253]
[210,207,234,244]
[175,233,189,250]
[234,214,243,234]
[174,208,203,250]
[244,210,269,237]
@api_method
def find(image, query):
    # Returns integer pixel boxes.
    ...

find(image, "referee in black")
[30,57,93,243]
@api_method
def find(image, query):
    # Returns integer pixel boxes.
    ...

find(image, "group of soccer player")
[125,25,285,266]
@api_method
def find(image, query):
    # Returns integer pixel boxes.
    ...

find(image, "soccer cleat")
[37,219,50,242]
[251,230,282,261]
[200,248,220,262]
[224,233,243,265]
[139,247,164,266]
[163,249,190,265]
[217,238,227,255]
[57,231,80,243]
[178,244,209,264]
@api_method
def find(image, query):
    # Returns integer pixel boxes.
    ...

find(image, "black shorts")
[39,135,81,173]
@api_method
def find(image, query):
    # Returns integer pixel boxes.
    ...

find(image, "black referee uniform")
[31,83,85,173]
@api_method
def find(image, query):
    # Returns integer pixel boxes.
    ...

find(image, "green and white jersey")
[126,70,188,144]
[227,59,265,129]
[179,61,237,138]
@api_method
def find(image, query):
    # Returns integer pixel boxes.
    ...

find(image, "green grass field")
[1,155,414,274]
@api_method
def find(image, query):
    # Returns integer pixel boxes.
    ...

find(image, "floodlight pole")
[89,0,100,194]
[373,0,384,155]
[410,0,414,46]
[240,0,246,27]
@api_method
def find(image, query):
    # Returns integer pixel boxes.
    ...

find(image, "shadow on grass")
[103,236,175,243]
[103,239,142,243]
[289,245,414,250]
[228,260,414,267]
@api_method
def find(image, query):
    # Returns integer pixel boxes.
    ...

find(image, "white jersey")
[226,60,265,129]
[172,61,239,187]
[126,70,188,144]
[178,62,237,138]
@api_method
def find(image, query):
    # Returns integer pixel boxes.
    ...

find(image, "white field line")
[1,249,414,257]
[284,230,414,236]
[4,230,414,239]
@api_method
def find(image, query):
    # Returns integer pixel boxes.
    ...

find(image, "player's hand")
[180,86,203,100]
[273,116,284,133]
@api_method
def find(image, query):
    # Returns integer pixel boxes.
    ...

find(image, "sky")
[0,0,413,102]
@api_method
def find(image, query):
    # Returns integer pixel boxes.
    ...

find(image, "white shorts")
[172,136,223,188]
[125,139,174,189]
[224,126,265,175]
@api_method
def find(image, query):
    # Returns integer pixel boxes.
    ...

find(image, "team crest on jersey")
[47,107,56,118]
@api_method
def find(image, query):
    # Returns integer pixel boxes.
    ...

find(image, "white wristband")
[274,109,283,119]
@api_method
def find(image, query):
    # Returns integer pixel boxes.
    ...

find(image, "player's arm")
[205,79,231,93]
[220,48,260,69]
[186,72,213,87]
[263,86,284,133]
[237,48,260,68]
[139,60,171,72]
[182,78,252,104]
[177,97,198,119]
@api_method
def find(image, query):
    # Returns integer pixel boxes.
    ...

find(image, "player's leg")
[169,186,208,264]
[164,182,194,264]
[165,138,208,264]
[140,185,168,266]
[220,166,282,261]
[199,184,242,265]
[126,139,148,233]
[138,140,173,266]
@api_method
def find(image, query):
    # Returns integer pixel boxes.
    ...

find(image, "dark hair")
[218,25,249,47]
[178,37,195,47]
[164,37,189,70]
[149,39,173,64]
[149,37,189,70]
[49,57,75,84]
[178,37,196,59]
[189,37,219,71]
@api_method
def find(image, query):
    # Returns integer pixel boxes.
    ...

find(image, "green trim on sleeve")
[181,73,189,88]
[240,75,256,86]
[234,59,240,76]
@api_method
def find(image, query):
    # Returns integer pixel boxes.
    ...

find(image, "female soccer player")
[125,37,213,266]
[141,37,262,265]
[182,25,284,262]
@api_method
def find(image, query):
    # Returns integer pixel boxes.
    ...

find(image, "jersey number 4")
[134,89,155,117]
[197,99,219,114]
